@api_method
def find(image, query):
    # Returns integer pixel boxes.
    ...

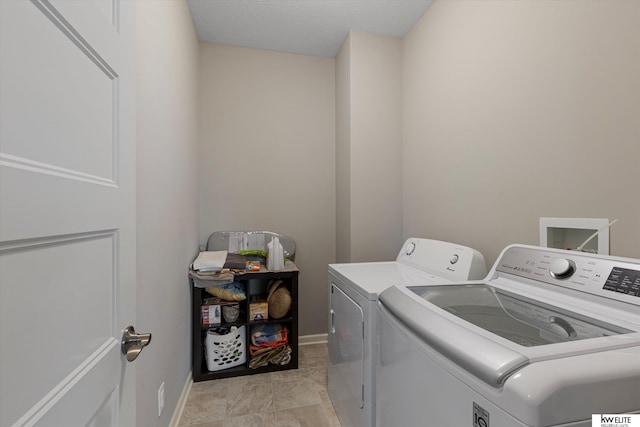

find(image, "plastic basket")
[205,325,246,371]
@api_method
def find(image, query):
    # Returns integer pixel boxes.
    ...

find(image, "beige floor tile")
[317,388,331,405]
[305,367,328,389]
[299,344,328,361]
[179,390,227,425]
[272,377,323,411]
[186,422,224,427]
[322,399,341,427]
[299,355,328,370]
[225,383,275,417]
[223,411,277,427]
[189,379,228,395]
[269,366,313,383]
[275,404,330,427]
[224,371,273,393]
[179,343,341,426]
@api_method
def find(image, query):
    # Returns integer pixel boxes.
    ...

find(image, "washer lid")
[379,284,640,387]
[411,284,632,347]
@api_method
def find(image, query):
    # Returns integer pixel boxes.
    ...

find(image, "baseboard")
[169,371,192,427]
[298,333,327,346]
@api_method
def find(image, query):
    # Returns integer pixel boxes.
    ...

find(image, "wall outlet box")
[539,217,610,254]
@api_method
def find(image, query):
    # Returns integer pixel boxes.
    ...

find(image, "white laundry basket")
[205,325,246,371]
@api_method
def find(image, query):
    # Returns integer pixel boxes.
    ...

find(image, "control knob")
[549,258,576,279]
[405,241,416,256]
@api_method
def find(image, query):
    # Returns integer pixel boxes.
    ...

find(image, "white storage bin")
[205,325,246,371]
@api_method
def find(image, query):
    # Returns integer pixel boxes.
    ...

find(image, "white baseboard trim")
[169,371,192,427]
[298,333,328,346]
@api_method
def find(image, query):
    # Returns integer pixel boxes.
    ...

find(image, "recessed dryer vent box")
[539,218,610,254]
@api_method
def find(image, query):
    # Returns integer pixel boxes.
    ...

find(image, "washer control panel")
[603,267,640,296]
[495,246,640,305]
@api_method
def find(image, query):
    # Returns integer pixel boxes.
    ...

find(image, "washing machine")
[376,244,640,427]
[328,238,487,427]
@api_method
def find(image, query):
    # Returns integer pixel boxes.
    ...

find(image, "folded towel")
[192,250,227,271]
[248,344,291,369]
[251,324,288,348]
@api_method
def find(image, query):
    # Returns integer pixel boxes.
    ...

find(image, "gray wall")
[335,32,404,263]
[335,34,352,263]
[136,1,199,426]
[403,0,640,267]
[198,44,336,336]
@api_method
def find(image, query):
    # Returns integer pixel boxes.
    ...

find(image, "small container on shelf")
[202,296,242,326]
[201,304,221,326]
[222,304,240,323]
[205,325,246,372]
[249,300,269,321]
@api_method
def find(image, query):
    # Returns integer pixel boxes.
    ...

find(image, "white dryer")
[376,244,640,427]
[328,238,487,427]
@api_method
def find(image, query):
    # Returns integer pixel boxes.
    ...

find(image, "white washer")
[328,238,487,427]
[376,244,640,427]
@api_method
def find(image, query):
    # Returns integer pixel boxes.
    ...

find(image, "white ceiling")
[187,0,435,58]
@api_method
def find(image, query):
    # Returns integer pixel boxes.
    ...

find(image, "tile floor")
[178,343,341,427]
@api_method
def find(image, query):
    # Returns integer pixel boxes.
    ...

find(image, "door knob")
[121,326,152,362]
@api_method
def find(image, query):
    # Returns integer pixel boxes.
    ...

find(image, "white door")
[0,1,138,426]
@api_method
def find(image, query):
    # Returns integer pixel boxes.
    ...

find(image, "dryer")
[328,238,487,427]
[376,244,640,427]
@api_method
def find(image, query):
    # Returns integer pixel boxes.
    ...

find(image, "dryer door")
[329,283,364,411]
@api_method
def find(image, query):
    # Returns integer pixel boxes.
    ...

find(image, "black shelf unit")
[190,267,299,382]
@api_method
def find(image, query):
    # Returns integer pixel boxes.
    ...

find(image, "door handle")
[330,309,335,334]
[121,326,152,362]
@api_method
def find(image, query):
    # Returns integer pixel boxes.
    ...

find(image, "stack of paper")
[192,250,227,272]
